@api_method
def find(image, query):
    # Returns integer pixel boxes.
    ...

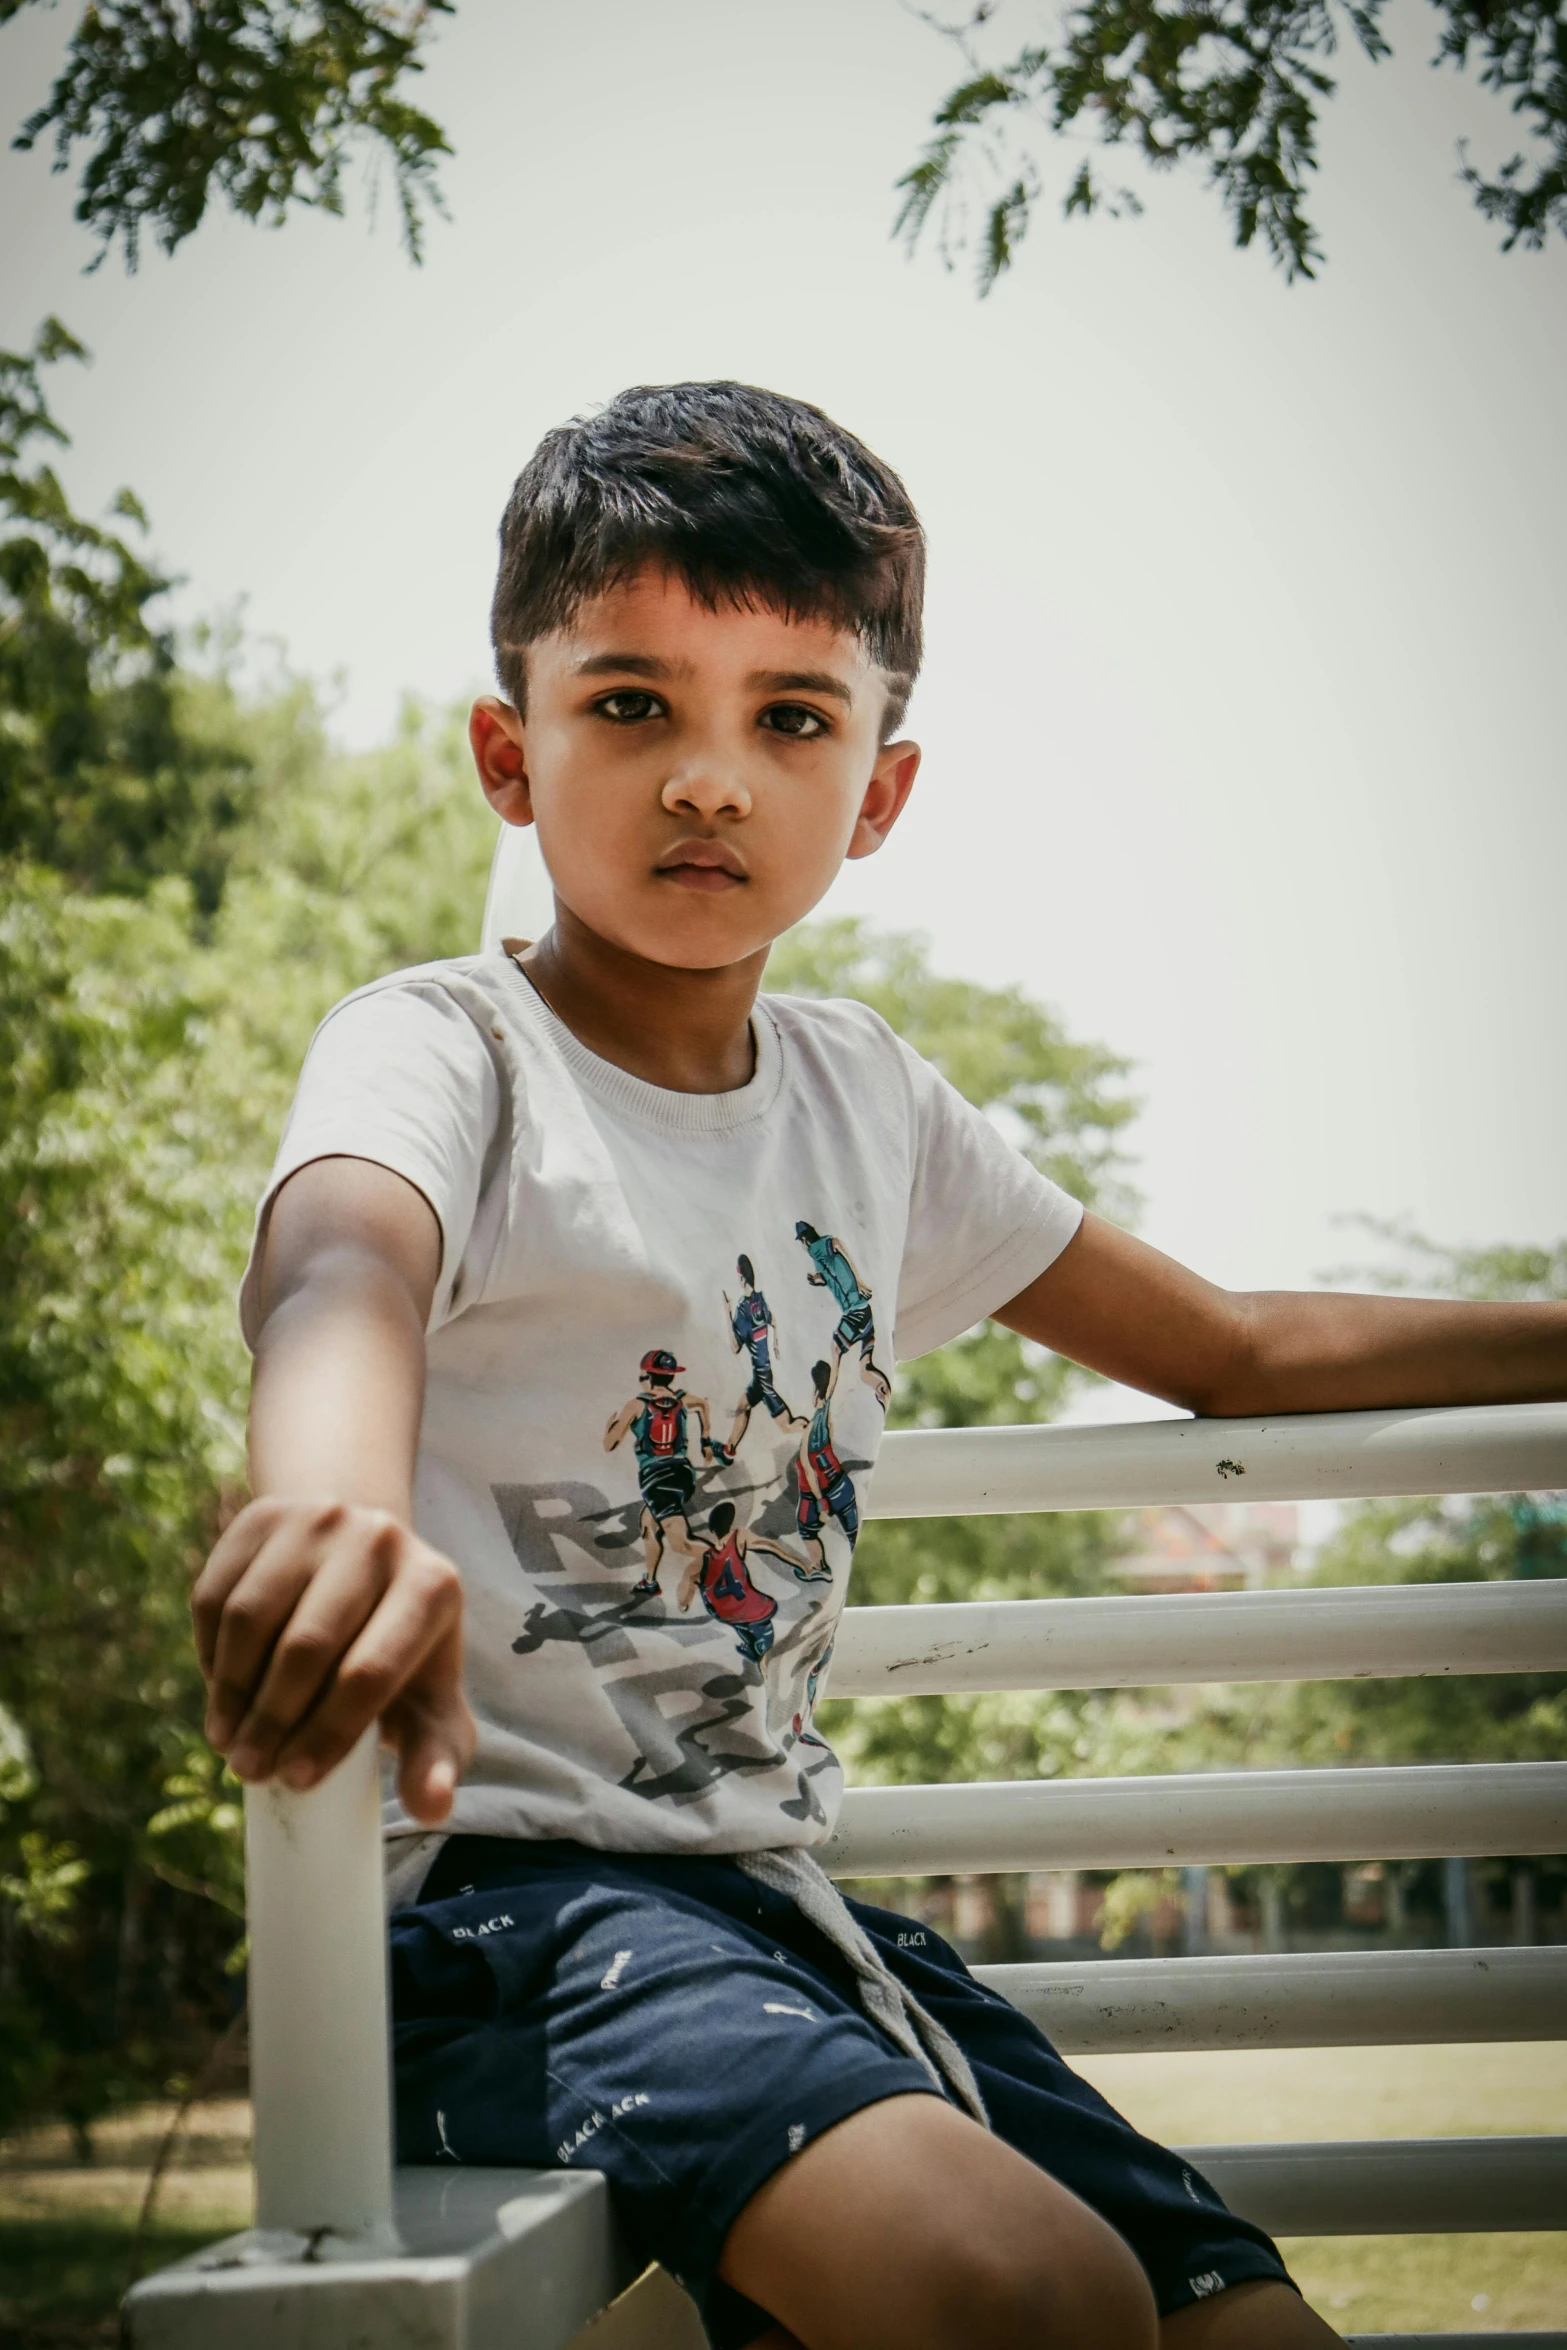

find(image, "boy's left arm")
[1000,1212,1567,1415]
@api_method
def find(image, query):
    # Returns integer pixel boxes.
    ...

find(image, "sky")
[5,0,1565,1321]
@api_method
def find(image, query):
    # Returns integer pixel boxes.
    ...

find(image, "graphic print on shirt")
[794,1223,892,1407]
[492,1215,880,1828]
[497,1484,839,1823]
[793,1351,861,1578]
[789,1632,835,1752]
[676,1497,820,1670]
[602,1350,722,1597]
[720,1256,807,1459]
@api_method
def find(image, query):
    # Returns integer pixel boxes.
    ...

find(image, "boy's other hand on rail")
[192,1496,474,1823]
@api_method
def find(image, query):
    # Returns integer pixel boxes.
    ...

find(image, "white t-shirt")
[242,948,1082,1865]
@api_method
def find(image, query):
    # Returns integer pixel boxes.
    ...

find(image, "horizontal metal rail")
[864,1400,1567,1520]
[972,1945,1567,2052]
[824,1759,1567,1877]
[828,1577,1567,1696]
[1189,2134,1567,2234]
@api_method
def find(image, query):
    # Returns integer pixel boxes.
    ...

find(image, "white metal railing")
[861,1399,1567,1518]
[829,1575,1567,1694]
[125,1399,1567,2350]
[824,1759,1567,1876]
[976,1943,1567,2051]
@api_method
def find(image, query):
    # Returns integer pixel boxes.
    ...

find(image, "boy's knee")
[944,2216,1158,2350]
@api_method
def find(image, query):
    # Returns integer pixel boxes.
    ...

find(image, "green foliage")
[6,0,453,270]
[0,2217,231,2331]
[1328,1212,1567,1304]
[898,0,1567,287]
[0,665,496,2137]
[0,320,251,906]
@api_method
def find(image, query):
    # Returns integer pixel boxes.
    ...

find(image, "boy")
[195,383,1567,2350]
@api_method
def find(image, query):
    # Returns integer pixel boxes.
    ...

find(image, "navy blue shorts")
[391,1839,1291,2349]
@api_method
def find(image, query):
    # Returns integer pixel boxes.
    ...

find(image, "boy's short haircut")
[491,382,925,738]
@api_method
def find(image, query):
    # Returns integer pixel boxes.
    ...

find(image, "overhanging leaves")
[7,0,452,269]
[898,0,1567,282]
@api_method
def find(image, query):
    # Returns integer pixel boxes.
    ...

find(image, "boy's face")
[470,568,919,972]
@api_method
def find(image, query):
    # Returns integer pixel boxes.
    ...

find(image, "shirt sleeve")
[239,980,502,1348]
[892,1040,1084,1361]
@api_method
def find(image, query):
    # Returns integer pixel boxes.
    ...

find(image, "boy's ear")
[845,738,920,862]
[470,697,535,827]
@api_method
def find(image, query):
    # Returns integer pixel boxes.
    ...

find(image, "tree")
[4,0,452,270]
[896,0,1567,286]
[0,669,497,2140]
[1,319,251,907]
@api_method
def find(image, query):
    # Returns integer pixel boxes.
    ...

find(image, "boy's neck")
[514,903,768,1095]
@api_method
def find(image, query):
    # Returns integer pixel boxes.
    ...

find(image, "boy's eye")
[594,689,665,724]
[759,702,827,739]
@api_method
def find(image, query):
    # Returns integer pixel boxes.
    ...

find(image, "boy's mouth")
[655,839,748,893]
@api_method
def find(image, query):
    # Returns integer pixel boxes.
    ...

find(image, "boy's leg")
[719,2093,1158,2350]
[1162,2278,1342,2346]
[734,2279,1344,2350]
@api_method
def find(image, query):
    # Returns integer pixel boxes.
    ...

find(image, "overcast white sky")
[5,0,1564,1308]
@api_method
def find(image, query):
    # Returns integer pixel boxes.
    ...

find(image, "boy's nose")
[661,752,752,823]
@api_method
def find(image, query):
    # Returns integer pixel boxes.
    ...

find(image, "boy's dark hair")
[737,1254,755,1285]
[491,383,924,738]
[811,1360,831,1399]
[709,1500,737,1537]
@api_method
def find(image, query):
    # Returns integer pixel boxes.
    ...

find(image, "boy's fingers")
[384,1677,477,1826]
[223,1528,399,1777]
[269,1560,464,1794]
[204,1507,366,1752]
[191,1497,289,1676]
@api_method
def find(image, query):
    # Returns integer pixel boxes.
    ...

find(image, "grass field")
[1,2048,1563,2340]
[1073,2040,1567,2334]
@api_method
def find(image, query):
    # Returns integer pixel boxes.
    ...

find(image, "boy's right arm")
[191,1155,475,1825]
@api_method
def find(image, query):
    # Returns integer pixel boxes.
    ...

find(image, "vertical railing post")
[245,1727,398,2248]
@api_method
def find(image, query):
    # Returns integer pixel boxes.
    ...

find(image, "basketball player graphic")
[718,1254,806,1460]
[676,1499,813,1668]
[794,1221,891,1406]
[603,1350,722,1598]
[793,1353,860,1576]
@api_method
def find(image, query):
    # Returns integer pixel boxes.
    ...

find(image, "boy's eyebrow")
[573,652,684,679]
[747,668,855,706]
[571,654,856,706]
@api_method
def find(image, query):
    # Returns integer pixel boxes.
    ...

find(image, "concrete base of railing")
[121,2167,665,2350]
